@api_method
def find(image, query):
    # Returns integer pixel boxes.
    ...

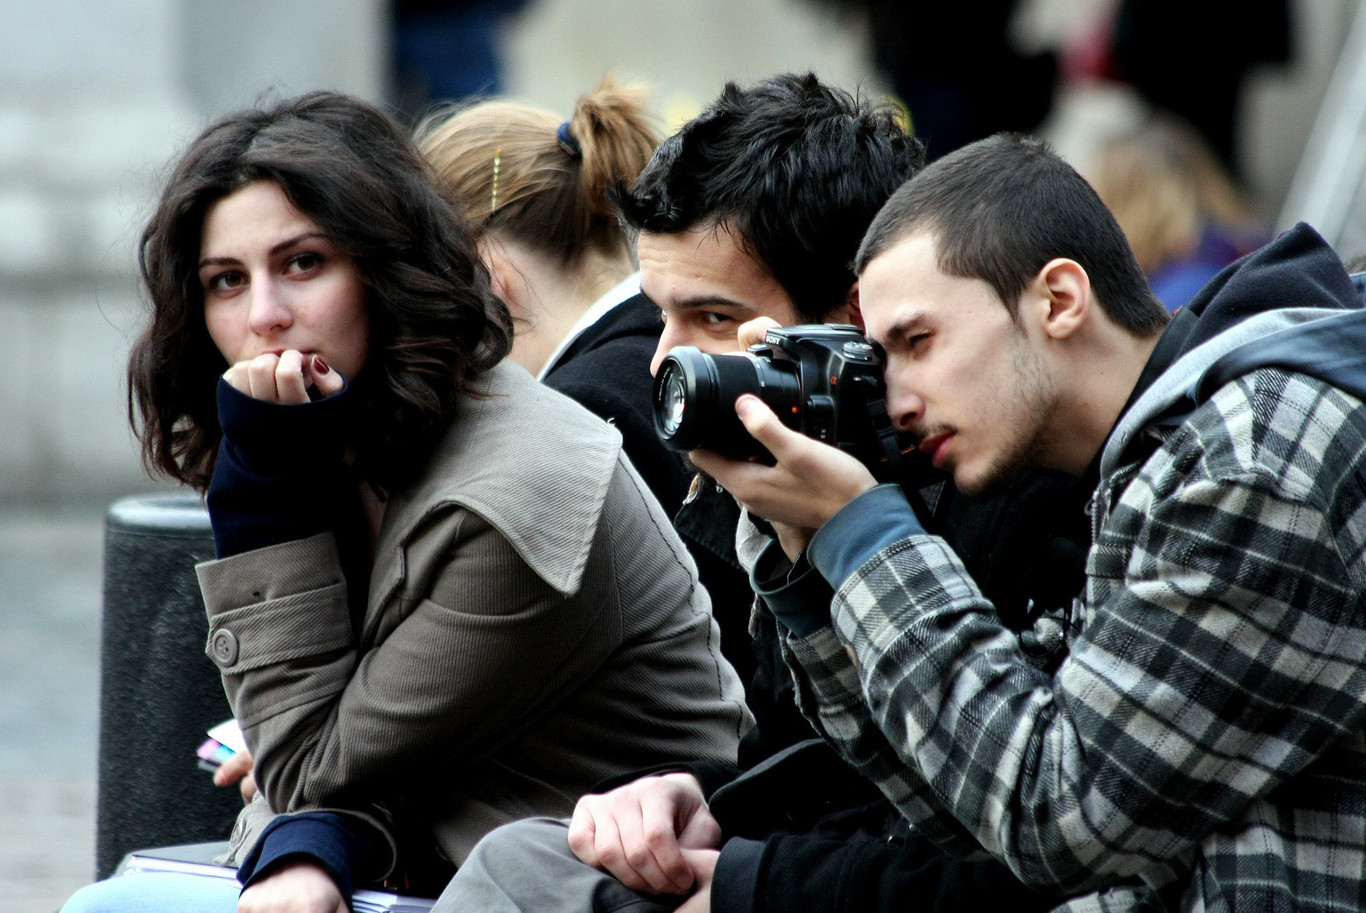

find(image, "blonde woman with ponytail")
[416,79,692,515]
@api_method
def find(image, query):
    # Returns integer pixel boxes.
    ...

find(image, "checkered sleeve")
[778,617,983,856]
[786,372,1366,898]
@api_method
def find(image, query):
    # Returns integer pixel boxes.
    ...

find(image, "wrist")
[750,539,834,637]
[808,483,925,589]
[215,375,353,475]
[661,771,706,796]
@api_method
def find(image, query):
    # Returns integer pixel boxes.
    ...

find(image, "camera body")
[652,324,910,479]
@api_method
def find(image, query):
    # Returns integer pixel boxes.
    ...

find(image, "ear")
[1032,258,1090,341]
[825,281,864,330]
[478,237,517,305]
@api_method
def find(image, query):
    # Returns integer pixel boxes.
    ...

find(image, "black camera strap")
[862,394,905,480]
[863,393,945,527]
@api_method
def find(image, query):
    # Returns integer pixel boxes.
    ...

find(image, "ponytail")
[416,76,659,265]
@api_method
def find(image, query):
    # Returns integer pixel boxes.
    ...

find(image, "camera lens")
[652,346,800,457]
[659,368,688,437]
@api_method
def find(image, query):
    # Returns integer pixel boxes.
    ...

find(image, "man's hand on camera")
[690,394,877,559]
[567,772,721,896]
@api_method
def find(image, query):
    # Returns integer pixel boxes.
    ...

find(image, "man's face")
[860,232,1058,498]
[639,224,800,375]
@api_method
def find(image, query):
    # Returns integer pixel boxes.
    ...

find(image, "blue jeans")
[61,872,240,913]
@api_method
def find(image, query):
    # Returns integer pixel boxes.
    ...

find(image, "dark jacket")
[542,293,691,518]
[706,468,1083,913]
[630,457,1082,913]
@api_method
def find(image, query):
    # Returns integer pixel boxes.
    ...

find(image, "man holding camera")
[435,77,1080,913]
[696,133,1366,909]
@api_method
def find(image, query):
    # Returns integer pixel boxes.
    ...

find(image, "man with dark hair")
[432,81,1077,913]
[699,132,1366,909]
[622,72,931,764]
[618,72,923,335]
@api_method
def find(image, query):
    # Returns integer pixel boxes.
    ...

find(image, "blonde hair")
[416,77,659,266]
[1091,115,1255,274]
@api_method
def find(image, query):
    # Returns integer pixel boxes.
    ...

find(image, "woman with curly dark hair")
[64,91,748,913]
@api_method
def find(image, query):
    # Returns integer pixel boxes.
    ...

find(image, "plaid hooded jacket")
[775,225,1366,911]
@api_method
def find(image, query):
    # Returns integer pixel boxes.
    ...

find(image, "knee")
[62,878,126,913]
[466,816,573,866]
[60,871,239,913]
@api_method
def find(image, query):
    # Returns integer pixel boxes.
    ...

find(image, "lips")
[917,432,953,468]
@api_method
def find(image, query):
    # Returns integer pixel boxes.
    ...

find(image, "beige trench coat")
[200,362,751,877]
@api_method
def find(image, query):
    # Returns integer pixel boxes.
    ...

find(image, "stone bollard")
[95,492,242,879]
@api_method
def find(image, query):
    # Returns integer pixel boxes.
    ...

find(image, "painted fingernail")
[312,355,330,375]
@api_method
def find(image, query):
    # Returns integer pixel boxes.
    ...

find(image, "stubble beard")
[956,338,1055,500]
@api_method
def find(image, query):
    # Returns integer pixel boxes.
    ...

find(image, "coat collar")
[371,361,623,601]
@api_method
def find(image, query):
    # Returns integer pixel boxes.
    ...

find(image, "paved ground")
[0,502,106,912]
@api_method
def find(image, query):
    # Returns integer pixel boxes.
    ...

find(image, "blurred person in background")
[1089,114,1270,310]
[391,0,530,119]
[804,0,1057,161]
[1107,0,1291,182]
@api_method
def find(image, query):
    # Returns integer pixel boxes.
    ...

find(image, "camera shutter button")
[842,341,874,360]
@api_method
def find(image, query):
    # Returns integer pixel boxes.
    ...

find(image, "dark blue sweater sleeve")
[807,483,925,589]
[749,540,834,637]
[236,811,380,898]
[206,377,354,558]
[750,485,924,636]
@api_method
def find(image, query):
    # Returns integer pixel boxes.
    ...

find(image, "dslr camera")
[652,324,913,481]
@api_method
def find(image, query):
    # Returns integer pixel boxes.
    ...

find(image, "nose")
[884,370,923,432]
[650,322,686,377]
[246,279,293,336]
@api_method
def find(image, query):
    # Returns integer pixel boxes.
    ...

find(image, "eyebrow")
[877,312,930,348]
[198,231,330,271]
[650,292,757,314]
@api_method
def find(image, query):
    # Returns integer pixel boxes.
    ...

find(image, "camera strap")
[864,393,943,526]
[863,394,906,481]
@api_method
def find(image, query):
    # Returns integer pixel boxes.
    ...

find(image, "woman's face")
[199,180,370,382]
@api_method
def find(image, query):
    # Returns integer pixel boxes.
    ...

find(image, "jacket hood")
[1101,223,1365,477]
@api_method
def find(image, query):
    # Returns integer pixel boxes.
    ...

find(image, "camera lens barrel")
[653,347,800,457]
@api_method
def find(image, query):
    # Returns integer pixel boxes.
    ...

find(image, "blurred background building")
[0,0,1359,507]
[2,0,1363,908]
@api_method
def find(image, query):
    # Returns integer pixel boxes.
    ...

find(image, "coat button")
[211,629,239,667]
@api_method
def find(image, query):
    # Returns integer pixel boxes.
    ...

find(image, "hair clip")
[557,122,582,159]
[490,148,502,214]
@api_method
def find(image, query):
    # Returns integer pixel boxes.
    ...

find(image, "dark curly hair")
[613,72,925,322]
[129,91,513,493]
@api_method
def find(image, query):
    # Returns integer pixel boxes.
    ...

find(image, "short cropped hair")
[857,133,1168,335]
[131,91,512,493]
[614,72,924,322]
